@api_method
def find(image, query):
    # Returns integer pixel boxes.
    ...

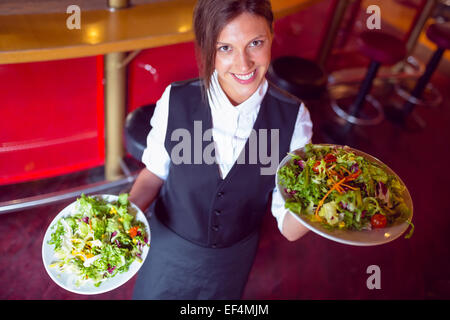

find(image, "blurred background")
[0,0,449,300]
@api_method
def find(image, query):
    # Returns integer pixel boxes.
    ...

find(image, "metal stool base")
[384,104,427,131]
[331,95,384,126]
[394,80,442,108]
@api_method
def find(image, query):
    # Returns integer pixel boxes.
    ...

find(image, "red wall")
[0,56,104,185]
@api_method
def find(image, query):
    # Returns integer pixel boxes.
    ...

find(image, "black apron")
[132,212,259,299]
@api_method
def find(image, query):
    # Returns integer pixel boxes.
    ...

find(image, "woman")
[131,0,312,299]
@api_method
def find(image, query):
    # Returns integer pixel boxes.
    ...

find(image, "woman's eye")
[250,40,263,47]
[218,45,231,52]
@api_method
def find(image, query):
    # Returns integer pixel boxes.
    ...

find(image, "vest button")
[212,244,217,248]
[217,192,224,197]
[212,225,219,231]
[214,209,221,216]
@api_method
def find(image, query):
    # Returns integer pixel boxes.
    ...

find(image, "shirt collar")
[207,70,268,114]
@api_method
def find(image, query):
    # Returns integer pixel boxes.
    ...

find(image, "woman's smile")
[231,69,257,84]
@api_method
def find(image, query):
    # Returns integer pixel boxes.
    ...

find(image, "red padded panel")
[0,56,104,185]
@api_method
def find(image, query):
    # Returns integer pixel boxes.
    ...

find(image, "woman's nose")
[235,51,253,72]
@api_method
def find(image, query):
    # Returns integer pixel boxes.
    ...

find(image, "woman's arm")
[130,85,171,212]
[281,212,310,241]
[271,188,310,242]
[128,168,164,212]
[272,101,313,241]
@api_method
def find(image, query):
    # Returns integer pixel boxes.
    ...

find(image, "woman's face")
[215,12,273,106]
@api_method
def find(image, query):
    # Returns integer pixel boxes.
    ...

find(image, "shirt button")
[217,192,224,198]
[214,210,221,216]
[212,225,219,231]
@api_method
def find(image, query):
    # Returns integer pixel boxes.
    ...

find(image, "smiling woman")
[129,0,313,300]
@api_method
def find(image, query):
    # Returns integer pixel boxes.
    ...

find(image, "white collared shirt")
[141,71,313,233]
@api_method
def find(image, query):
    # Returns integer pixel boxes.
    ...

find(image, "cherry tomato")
[324,153,337,163]
[312,161,321,173]
[371,213,387,228]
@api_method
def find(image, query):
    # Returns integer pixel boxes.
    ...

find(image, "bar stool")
[124,104,155,162]
[331,31,406,127]
[386,21,450,127]
[267,56,327,100]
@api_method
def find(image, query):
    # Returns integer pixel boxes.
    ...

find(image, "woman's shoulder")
[171,77,203,88]
[169,78,204,99]
[166,78,206,106]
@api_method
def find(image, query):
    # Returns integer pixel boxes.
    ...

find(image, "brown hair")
[193,0,274,96]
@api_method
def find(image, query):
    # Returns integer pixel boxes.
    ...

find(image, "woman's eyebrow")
[216,34,267,45]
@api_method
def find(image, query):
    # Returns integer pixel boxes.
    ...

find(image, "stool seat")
[358,31,406,65]
[385,21,449,128]
[426,22,450,50]
[124,104,156,161]
[330,31,407,133]
[267,56,327,100]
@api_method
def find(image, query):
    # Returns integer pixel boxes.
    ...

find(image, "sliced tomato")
[312,161,321,173]
[324,153,337,163]
[371,213,387,228]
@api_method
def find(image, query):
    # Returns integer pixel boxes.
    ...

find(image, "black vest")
[154,78,300,248]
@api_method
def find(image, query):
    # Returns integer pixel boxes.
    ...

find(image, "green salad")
[278,144,414,237]
[48,193,149,287]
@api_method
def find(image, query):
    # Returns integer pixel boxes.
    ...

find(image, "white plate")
[42,194,151,295]
[276,144,414,246]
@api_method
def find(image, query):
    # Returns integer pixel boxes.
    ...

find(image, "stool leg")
[403,47,445,115]
[348,60,381,117]
[340,60,380,134]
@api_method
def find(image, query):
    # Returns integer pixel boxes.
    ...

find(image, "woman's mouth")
[231,70,256,84]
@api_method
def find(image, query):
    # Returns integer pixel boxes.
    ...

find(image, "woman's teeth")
[233,71,255,80]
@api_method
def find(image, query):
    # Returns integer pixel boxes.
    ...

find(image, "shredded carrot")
[341,183,357,190]
[348,169,362,180]
[329,169,342,180]
[315,177,347,217]
[335,184,345,194]
[326,171,337,183]
[327,172,344,195]
[341,166,352,175]
[314,169,362,218]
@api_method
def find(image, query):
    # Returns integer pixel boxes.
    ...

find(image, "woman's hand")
[281,212,310,241]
